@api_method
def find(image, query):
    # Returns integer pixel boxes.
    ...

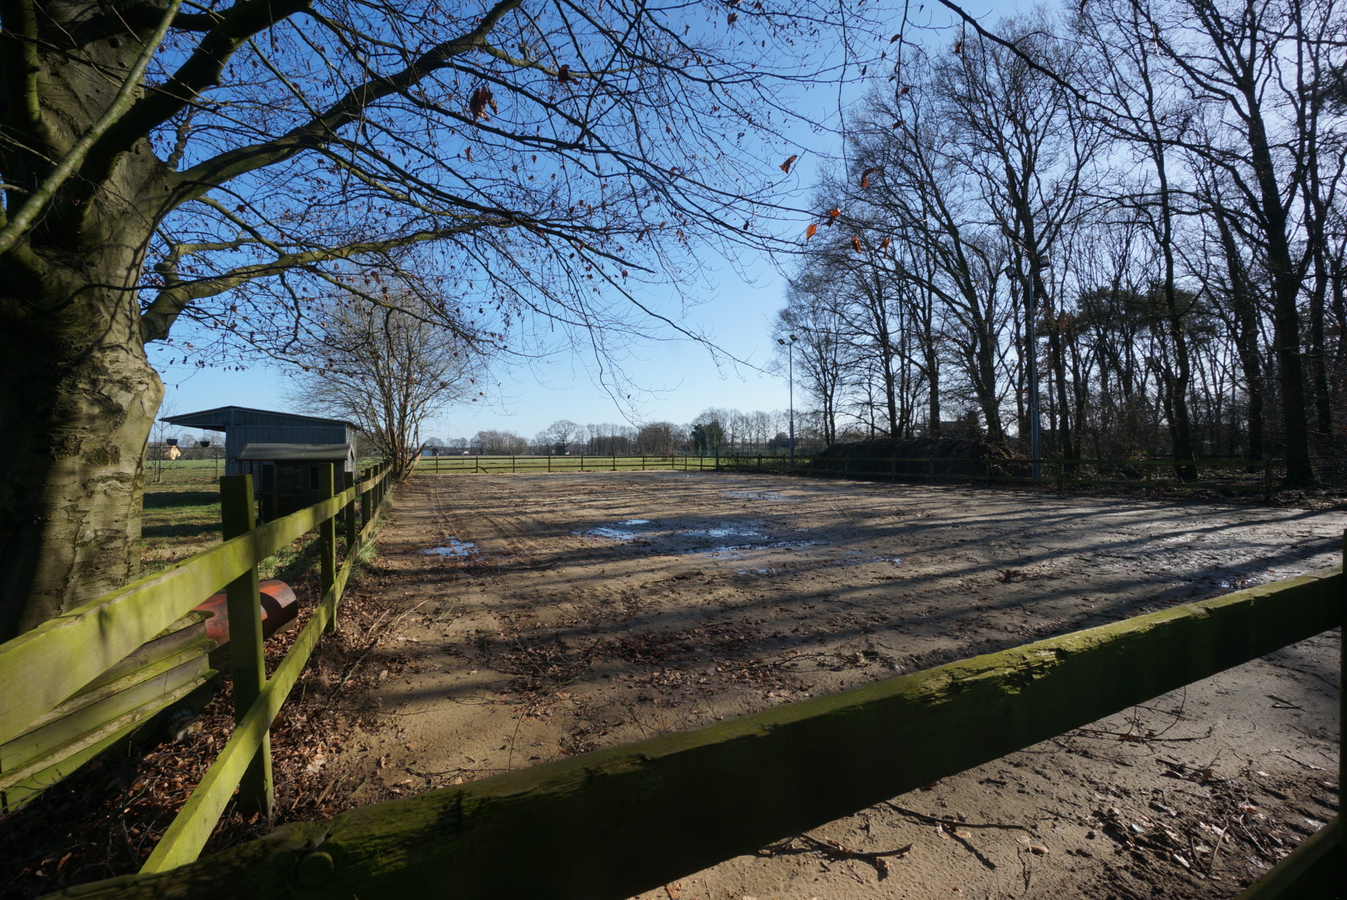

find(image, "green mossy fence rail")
[47,550,1344,900]
[0,461,393,848]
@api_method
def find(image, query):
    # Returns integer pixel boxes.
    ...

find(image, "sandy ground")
[325,471,1345,900]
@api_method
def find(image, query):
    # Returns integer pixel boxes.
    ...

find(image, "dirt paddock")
[329,471,1346,900]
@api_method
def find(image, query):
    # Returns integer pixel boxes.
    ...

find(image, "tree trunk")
[1045,318,1075,460]
[0,282,162,640]
[1308,248,1333,440]
[1242,73,1315,485]
[0,5,176,640]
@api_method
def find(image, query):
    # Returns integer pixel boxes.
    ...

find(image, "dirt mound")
[808,437,1029,479]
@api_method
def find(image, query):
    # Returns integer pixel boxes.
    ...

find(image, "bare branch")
[0,0,182,255]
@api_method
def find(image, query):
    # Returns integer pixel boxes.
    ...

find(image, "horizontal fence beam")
[63,565,1342,900]
[0,472,388,746]
[140,473,386,873]
[1234,816,1340,900]
[1,671,211,812]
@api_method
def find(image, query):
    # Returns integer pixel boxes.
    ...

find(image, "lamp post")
[777,334,797,468]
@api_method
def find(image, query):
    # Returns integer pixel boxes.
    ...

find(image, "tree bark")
[0,6,172,640]
[0,276,162,640]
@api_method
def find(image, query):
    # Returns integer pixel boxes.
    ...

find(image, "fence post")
[320,465,337,601]
[219,475,273,819]
[360,467,371,528]
[343,470,356,551]
[1264,456,1273,502]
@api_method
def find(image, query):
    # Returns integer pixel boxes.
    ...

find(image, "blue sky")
[150,266,794,441]
[149,210,802,441]
[150,2,1002,443]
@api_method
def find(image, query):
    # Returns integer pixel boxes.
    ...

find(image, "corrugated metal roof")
[237,443,354,461]
[162,406,356,431]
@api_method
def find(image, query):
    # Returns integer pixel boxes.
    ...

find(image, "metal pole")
[779,334,798,469]
[789,341,795,469]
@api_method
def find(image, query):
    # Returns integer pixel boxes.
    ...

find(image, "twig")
[789,834,911,880]
[1206,818,1231,878]
[322,599,431,710]
[1073,725,1214,743]
[338,776,368,807]
[886,803,1031,832]
[1236,815,1269,858]
[795,833,912,860]
[321,638,381,711]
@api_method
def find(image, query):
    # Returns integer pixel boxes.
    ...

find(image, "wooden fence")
[419,454,681,474]
[786,454,1277,496]
[0,461,394,865]
[420,452,1281,497]
[47,541,1344,899]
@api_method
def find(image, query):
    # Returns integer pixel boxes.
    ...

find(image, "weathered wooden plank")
[2,647,212,773]
[343,471,357,551]
[221,475,272,818]
[0,484,359,745]
[140,577,341,873]
[319,466,337,599]
[56,567,1341,900]
[1233,816,1339,900]
[79,612,211,694]
[1,671,212,812]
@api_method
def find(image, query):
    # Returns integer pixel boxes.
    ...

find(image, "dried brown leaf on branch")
[468,86,496,120]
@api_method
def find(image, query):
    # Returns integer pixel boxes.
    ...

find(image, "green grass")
[141,461,224,576]
[138,458,339,587]
[419,455,705,474]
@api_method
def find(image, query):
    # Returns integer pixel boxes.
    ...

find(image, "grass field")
[417,454,739,474]
[141,459,224,575]
[139,458,346,586]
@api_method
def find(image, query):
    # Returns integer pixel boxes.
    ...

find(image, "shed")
[236,443,356,520]
[161,406,359,517]
[161,407,358,474]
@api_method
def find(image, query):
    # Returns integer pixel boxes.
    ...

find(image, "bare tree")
[0,0,882,637]
[540,419,581,454]
[637,421,681,456]
[844,76,1015,443]
[288,291,483,478]
[776,286,850,447]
